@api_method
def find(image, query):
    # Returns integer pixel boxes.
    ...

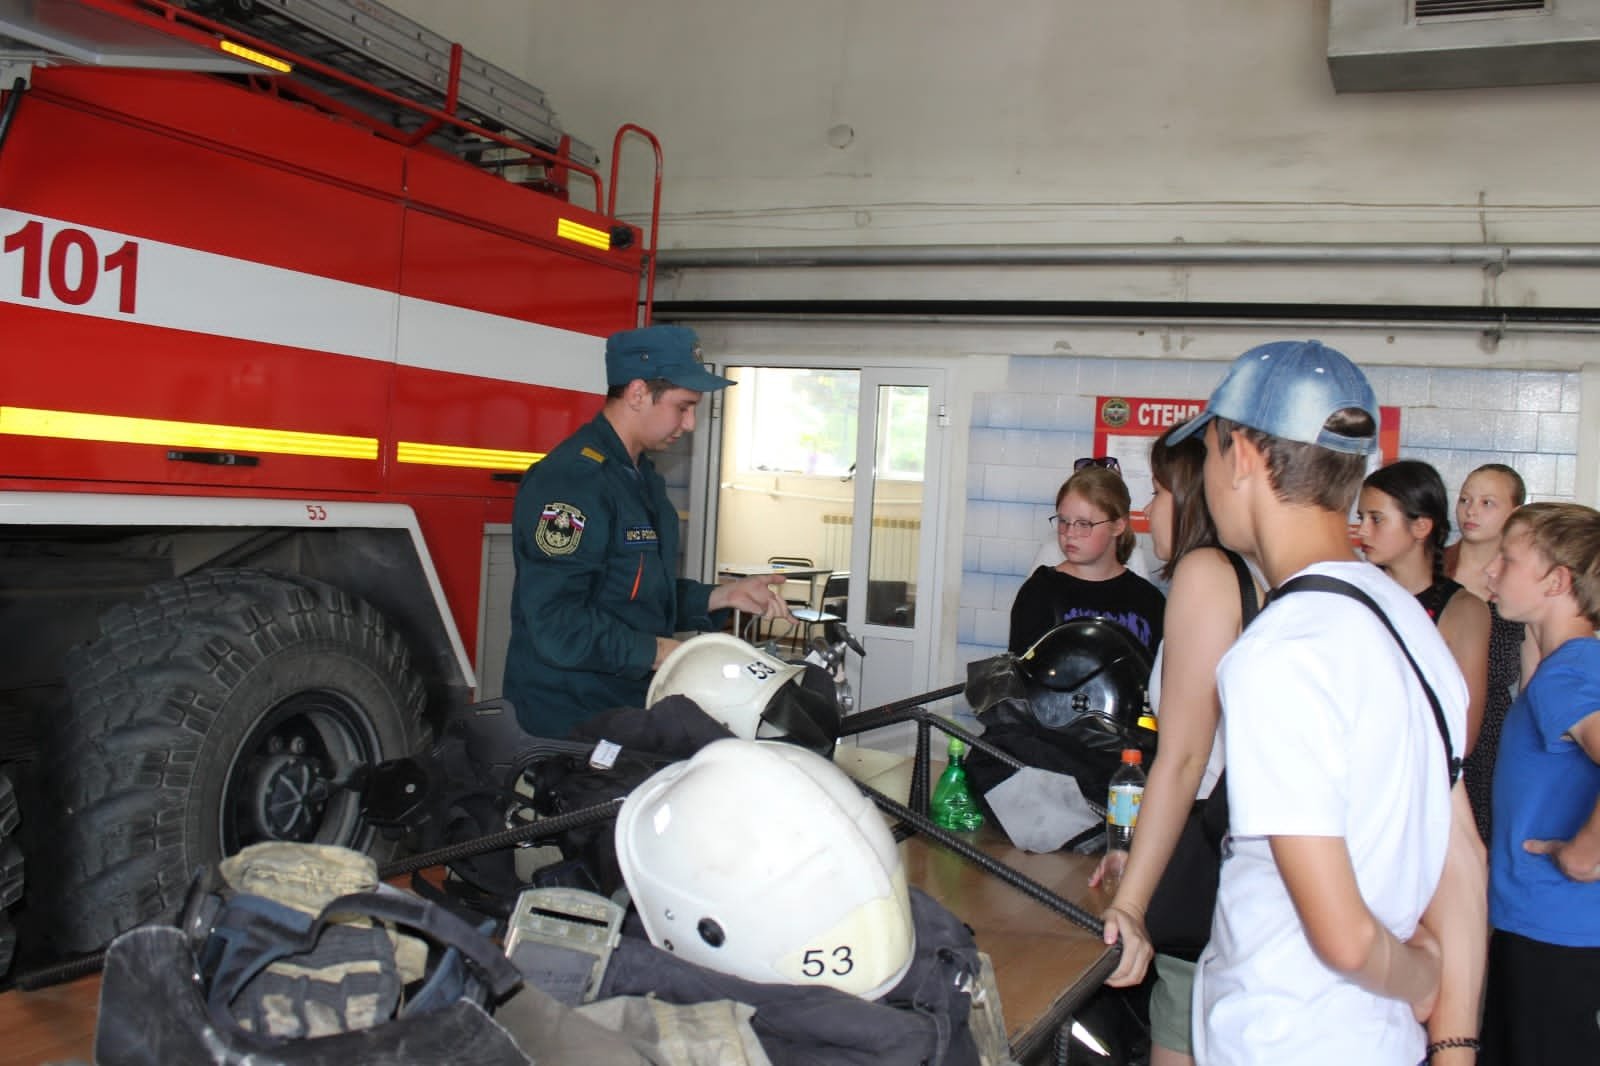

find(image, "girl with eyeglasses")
[1008,464,1165,657]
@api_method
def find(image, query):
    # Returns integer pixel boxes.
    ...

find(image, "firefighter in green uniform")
[503,325,792,736]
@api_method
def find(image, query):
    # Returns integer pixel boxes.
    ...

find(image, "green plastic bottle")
[930,735,985,832]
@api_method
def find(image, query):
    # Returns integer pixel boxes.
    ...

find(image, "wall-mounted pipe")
[654,298,1600,333]
[667,310,1600,335]
[720,481,853,505]
[658,243,1600,270]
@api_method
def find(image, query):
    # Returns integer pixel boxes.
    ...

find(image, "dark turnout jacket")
[503,413,721,736]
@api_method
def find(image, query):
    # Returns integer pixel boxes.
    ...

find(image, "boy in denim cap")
[1169,341,1484,1066]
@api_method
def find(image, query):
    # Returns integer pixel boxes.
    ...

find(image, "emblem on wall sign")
[1100,397,1131,429]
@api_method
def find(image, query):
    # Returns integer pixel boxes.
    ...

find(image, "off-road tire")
[38,569,429,954]
[0,772,21,975]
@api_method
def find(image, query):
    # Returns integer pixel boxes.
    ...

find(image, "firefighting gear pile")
[93,740,1012,1065]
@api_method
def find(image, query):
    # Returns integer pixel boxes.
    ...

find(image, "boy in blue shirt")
[1482,502,1600,1065]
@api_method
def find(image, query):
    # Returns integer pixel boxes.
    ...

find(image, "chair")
[865,579,914,628]
[761,556,819,644]
[793,571,848,647]
[766,556,818,611]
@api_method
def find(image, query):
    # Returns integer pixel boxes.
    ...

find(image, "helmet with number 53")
[614,738,915,998]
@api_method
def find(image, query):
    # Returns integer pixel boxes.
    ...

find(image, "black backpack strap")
[313,889,525,1004]
[1223,550,1260,628]
[204,886,524,1034]
[1272,573,1462,788]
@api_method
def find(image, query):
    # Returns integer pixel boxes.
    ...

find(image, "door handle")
[167,449,260,467]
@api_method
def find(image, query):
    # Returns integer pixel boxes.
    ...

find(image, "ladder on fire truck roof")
[183,0,600,168]
[0,0,598,171]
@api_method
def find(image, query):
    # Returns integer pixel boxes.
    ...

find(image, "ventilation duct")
[1328,0,1600,92]
[1415,1,1545,15]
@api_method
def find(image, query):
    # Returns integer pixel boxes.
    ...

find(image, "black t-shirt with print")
[1008,566,1166,656]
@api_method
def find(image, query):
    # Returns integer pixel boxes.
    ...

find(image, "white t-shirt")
[1193,561,1466,1066]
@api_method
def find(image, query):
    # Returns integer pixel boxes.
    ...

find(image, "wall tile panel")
[974,608,1010,648]
[1402,408,1450,448]
[989,392,1023,429]
[1429,369,1476,410]
[961,572,995,609]
[1473,370,1519,412]
[1538,412,1579,454]
[978,538,1013,574]
[1492,411,1539,452]
[1516,452,1558,496]
[970,427,1007,464]
[1516,372,1565,413]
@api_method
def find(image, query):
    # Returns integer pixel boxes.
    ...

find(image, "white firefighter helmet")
[646,632,839,754]
[614,738,915,999]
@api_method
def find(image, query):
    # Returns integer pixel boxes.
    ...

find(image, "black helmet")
[1016,617,1154,755]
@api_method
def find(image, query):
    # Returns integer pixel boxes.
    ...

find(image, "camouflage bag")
[95,841,525,1064]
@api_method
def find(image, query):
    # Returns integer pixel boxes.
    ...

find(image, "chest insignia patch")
[535,502,587,556]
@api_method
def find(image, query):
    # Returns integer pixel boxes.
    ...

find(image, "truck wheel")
[39,569,429,954]
[0,773,22,975]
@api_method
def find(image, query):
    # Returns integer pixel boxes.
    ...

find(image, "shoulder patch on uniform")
[580,447,607,464]
[535,502,586,556]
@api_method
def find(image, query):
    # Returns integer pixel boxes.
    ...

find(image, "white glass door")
[844,369,944,746]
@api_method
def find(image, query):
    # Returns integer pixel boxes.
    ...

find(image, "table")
[715,562,830,641]
[834,746,1117,1063]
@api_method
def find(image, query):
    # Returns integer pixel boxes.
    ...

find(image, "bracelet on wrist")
[1424,1036,1480,1061]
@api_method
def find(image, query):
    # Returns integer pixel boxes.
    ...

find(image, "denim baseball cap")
[1169,340,1378,455]
[605,325,735,392]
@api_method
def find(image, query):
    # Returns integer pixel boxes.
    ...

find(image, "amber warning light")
[219,40,293,74]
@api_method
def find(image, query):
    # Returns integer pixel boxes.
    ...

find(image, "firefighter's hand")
[653,636,681,669]
[710,573,795,621]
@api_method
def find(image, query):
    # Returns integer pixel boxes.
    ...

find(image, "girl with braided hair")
[1358,460,1491,754]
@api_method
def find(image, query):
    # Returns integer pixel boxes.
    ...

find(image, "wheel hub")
[249,753,333,841]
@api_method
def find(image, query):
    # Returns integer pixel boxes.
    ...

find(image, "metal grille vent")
[1415,0,1547,17]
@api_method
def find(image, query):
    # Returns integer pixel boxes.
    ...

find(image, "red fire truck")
[0,0,658,960]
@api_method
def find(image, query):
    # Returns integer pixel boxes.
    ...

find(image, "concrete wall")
[387,1,1600,253]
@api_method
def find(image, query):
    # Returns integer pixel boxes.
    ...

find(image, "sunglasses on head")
[1074,456,1121,473]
